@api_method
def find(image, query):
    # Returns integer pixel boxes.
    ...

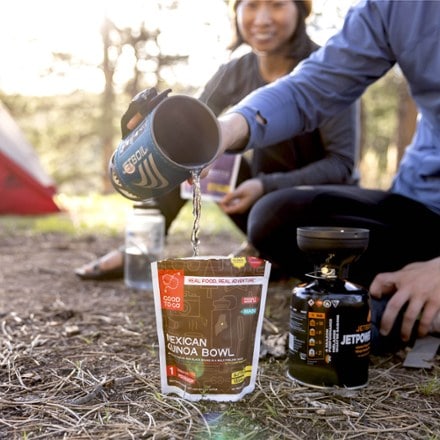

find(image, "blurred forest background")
[0,0,417,202]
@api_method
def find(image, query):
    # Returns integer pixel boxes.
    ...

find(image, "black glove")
[120,87,172,139]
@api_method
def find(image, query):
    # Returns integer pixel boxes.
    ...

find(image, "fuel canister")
[288,227,371,389]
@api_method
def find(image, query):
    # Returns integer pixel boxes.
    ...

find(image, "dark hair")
[227,0,318,60]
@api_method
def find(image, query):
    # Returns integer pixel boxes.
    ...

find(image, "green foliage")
[2,92,105,193]
[1,67,406,195]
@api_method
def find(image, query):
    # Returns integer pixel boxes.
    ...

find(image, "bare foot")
[75,248,124,280]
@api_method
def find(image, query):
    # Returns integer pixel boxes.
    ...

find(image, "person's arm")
[192,113,249,184]
[369,257,440,341]
[219,99,360,214]
[260,101,360,192]
[218,112,250,154]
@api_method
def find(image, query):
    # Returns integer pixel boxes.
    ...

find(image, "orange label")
[158,269,185,311]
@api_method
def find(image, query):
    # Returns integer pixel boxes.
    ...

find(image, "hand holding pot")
[120,88,171,139]
[109,89,221,201]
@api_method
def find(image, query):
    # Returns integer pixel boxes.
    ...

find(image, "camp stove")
[288,226,371,389]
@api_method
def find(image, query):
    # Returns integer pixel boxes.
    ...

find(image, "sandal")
[75,247,124,281]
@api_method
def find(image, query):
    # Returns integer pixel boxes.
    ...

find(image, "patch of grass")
[0,193,130,236]
[0,193,244,240]
[418,375,440,396]
[168,199,244,240]
[55,193,133,235]
[0,214,75,235]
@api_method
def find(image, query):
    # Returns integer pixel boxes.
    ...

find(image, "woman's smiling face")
[236,0,299,55]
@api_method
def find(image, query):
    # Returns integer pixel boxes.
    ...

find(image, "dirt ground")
[1,229,439,439]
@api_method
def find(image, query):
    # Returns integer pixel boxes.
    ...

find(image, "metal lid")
[297,226,369,253]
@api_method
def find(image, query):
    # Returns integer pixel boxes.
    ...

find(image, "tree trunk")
[101,18,116,194]
[395,80,417,166]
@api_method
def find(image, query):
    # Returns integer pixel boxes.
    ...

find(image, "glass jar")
[124,204,165,290]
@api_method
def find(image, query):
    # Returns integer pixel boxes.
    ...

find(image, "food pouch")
[152,256,271,401]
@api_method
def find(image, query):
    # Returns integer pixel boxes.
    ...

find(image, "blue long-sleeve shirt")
[230,0,440,214]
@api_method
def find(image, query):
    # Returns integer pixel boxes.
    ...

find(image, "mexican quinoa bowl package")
[152,256,271,402]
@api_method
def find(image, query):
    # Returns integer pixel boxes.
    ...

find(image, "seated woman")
[75,0,360,280]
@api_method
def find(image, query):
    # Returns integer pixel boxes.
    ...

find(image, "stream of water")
[190,169,202,257]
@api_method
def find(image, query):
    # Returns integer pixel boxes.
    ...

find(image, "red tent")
[0,101,60,215]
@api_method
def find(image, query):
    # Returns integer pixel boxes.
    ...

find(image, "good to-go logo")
[159,269,185,311]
